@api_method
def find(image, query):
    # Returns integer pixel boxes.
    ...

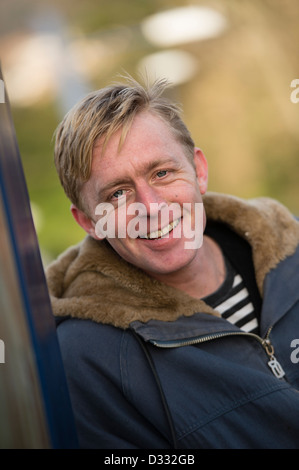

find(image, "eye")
[156,170,168,178]
[111,189,126,199]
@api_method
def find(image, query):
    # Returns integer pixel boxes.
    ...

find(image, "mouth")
[138,218,180,240]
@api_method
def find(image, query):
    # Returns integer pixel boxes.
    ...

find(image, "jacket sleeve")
[56,318,171,449]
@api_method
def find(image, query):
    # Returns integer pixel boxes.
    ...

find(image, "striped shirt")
[203,257,259,334]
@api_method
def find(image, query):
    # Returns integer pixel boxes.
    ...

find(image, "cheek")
[174,184,202,204]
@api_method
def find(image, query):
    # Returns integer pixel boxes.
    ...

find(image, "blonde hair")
[54,75,195,210]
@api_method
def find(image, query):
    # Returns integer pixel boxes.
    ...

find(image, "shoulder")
[57,318,129,373]
[57,316,126,349]
[56,317,149,379]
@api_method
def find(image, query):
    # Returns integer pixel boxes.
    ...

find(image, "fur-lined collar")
[46,192,299,329]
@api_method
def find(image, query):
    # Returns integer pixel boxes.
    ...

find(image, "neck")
[146,235,226,299]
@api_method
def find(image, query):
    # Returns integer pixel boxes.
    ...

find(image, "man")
[47,76,299,449]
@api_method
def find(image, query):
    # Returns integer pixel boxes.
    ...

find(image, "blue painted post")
[0,66,78,449]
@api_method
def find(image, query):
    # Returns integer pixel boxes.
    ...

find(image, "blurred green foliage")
[12,103,84,260]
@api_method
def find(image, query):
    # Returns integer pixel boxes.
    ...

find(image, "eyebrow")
[96,177,133,200]
[145,158,176,173]
[97,157,178,199]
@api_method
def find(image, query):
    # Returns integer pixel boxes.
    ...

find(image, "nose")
[134,182,168,217]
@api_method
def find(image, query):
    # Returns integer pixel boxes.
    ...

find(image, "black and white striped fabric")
[203,257,259,334]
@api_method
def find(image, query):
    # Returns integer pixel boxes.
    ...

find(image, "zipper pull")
[262,339,285,379]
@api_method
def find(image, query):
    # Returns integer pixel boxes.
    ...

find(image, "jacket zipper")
[151,327,286,380]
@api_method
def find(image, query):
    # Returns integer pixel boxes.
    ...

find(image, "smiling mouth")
[138,218,180,240]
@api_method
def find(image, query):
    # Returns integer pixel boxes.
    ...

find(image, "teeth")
[140,218,180,239]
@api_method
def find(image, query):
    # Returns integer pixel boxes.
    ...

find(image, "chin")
[143,252,197,277]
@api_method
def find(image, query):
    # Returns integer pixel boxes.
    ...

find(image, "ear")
[70,204,104,240]
[193,147,208,194]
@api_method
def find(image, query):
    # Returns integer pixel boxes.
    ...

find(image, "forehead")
[94,111,175,154]
[92,111,184,173]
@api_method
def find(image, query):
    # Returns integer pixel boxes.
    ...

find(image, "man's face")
[76,111,208,279]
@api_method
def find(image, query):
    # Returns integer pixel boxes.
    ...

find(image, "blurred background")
[0,0,298,264]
